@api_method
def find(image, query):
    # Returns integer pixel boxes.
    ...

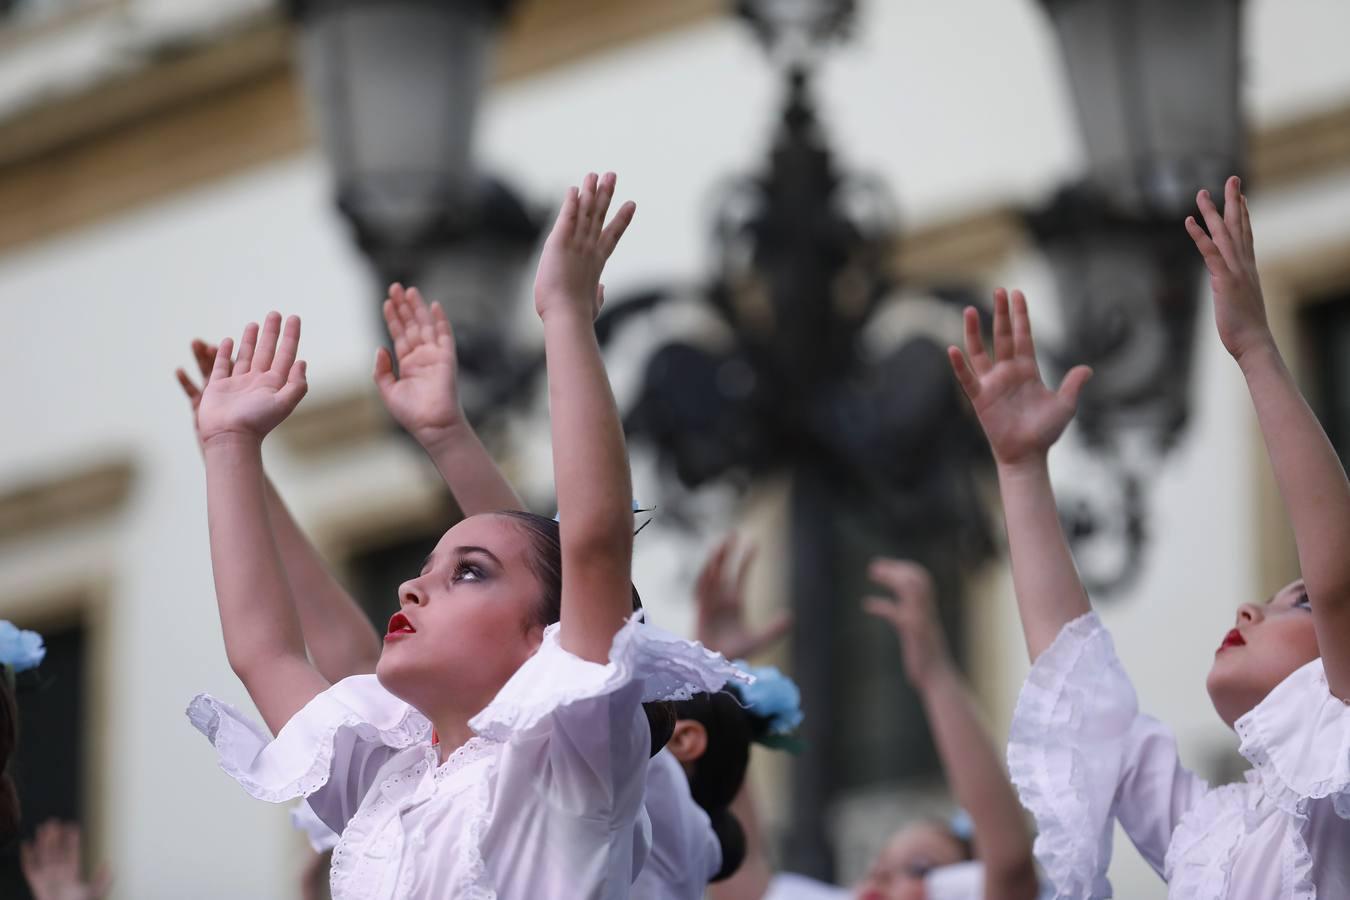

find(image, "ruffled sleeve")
[1007,613,1207,899]
[291,800,340,853]
[186,675,431,835]
[1236,656,1350,820]
[472,615,747,900]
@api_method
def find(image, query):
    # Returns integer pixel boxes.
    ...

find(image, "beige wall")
[1,1,1349,896]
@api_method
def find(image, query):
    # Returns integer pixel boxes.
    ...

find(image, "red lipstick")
[1217,628,1245,654]
[386,612,416,641]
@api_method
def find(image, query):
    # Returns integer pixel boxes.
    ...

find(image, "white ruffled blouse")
[631,748,721,900]
[187,618,746,900]
[1008,612,1350,900]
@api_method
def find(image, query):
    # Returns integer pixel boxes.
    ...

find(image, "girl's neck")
[428,712,479,764]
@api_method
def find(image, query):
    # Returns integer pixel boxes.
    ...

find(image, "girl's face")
[853,823,966,900]
[376,514,544,719]
[1206,578,1320,727]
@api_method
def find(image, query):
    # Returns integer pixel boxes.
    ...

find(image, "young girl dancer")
[708,557,1038,900]
[948,176,1350,898]
[186,172,745,900]
[178,281,760,897]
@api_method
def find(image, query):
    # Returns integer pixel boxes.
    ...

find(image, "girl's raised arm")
[1187,177,1350,699]
[180,340,381,683]
[374,283,526,516]
[948,290,1094,661]
[865,559,1038,900]
[534,172,637,663]
[197,313,329,732]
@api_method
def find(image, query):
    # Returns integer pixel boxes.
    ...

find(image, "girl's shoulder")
[187,674,432,805]
[1236,656,1350,818]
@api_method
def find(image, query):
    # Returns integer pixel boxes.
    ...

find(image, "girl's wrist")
[201,430,264,454]
[994,454,1051,482]
[1234,336,1282,376]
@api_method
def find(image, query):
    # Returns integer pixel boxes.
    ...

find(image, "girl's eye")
[1295,592,1311,610]
[452,562,484,583]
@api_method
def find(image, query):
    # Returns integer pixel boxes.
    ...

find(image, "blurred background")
[1,0,1349,896]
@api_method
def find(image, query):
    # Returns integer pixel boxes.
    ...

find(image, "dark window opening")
[0,623,86,900]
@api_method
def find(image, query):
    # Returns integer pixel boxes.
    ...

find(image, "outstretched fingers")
[992,288,1014,362]
[1010,289,1038,363]
[600,201,637,258]
[576,172,599,239]
[253,311,283,373]
[175,368,202,407]
[233,322,259,376]
[212,338,234,383]
[1185,214,1225,270]
[271,315,302,380]
[962,306,991,375]
[1057,365,1093,408]
[1196,189,1238,269]
[590,172,616,241]
[431,300,455,351]
[277,358,308,409]
[948,346,981,401]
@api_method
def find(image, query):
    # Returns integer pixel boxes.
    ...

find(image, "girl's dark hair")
[0,678,20,846]
[670,689,754,882]
[496,510,676,756]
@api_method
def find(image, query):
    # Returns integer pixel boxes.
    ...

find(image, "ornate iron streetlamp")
[607,0,994,878]
[286,0,542,414]
[1033,0,1246,592]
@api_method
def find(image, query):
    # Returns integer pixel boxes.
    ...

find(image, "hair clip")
[554,500,656,537]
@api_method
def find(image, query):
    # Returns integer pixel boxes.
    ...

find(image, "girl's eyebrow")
[456,545,503,566]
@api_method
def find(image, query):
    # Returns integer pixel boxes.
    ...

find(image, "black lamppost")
[286,0,542,415]
[610,0,994,878]
[1033,0,1245,593]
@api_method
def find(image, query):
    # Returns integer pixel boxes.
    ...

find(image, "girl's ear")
[667,719,708,763]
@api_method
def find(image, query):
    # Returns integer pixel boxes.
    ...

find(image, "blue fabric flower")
[948,809,974,842]
[732,662,804,735]
[0,621,45,672]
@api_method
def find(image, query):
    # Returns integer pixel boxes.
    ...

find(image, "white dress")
[1007,612,1350,900]
[631,748,722,900]
[187,618,746,900]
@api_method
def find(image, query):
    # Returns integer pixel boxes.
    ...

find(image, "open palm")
[374,284,461,439]
[196,312,308,443]
[948,289,1091,466]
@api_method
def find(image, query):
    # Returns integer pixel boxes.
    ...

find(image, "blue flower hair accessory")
[948,809,974,843]
[729,661,805,752]
[0,622,45,676]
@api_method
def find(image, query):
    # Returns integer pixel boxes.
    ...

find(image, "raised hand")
[948,289,1092,467]
[1185,175,1272,363]
[864,558,951,689]
[534,171,635,322]
[20,821,112,900]
[374,284,462,443]
[196,312,308,445]
[694,535,793,661]
[175,338,224,448]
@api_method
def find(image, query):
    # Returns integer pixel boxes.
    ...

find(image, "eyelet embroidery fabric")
[190,615,748,900]
[1010,613,1350,900]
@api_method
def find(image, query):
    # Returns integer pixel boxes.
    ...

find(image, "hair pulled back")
[495,510,676,755]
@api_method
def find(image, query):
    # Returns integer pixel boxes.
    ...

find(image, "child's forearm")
[419,421,526,516]
[544,309,634,661]
[1239,341,1350,693]
[916,665,1038,900]
[997,458,1093,662]
[262,477,381,681]
[204,434,327,733]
